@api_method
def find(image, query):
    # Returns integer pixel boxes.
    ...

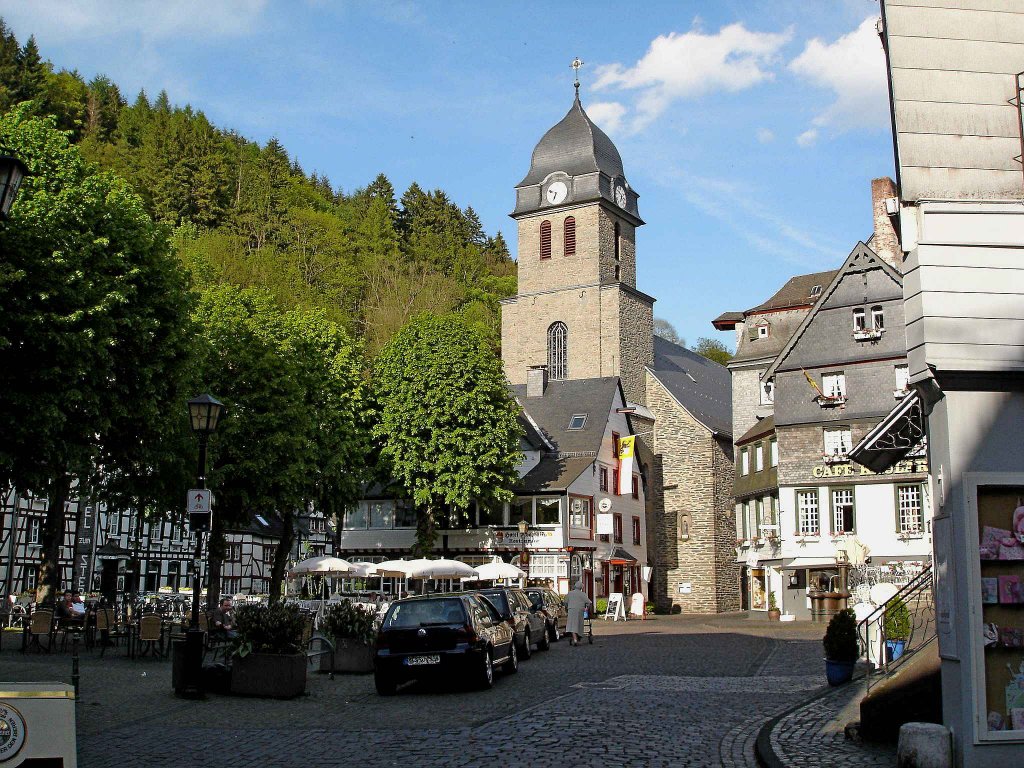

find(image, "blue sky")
[0,0,894,350]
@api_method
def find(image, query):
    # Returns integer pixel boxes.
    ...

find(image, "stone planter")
[319,638,374,674]
[230,652,306,698]
[767,609,782,622]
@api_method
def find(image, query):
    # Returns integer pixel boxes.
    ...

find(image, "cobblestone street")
[0,615,842,767]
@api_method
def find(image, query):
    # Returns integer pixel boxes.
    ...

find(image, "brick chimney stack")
[870,177,902,273]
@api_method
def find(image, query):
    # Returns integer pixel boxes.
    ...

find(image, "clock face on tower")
[614,185,628,208]
[545,181,568,205]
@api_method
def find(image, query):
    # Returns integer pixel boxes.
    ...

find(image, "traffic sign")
[187,489,212,533]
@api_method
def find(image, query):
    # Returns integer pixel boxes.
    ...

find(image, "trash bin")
[0,683,77,766]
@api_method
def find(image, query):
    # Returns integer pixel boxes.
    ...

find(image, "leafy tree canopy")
[691,337,733,366]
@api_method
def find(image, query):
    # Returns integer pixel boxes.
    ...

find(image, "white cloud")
[586,101,627,134]
[756,128,775,144]
[592,22,791,133]
[789,16,888,141]
[796,129,818,147]
[0,0,269,43]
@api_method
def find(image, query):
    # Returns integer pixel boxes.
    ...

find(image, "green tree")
[654,317,685,347]
[372,314,521,554]
[0,106,193,604]
[691,336,733,366]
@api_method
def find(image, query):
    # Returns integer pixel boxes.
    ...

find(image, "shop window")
[832,488,855,534]
[897,484,923,533]
[632,517,641,545]
[613,514,623,544]
[797,490,820,536]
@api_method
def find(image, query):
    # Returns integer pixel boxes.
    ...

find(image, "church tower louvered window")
[540,220,552,259]
[564,216,576,256]
[547,322,568,380]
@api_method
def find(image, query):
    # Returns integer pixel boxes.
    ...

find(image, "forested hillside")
[0,21,515,353]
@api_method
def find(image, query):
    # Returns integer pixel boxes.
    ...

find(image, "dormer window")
[564,216,576,257]
[757,323,770,339]
[568,414,588,430]
[540,220,552,259]
[809,285,822,298]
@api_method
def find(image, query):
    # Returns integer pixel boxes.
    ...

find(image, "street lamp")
[0,154,28,219]
[179,393,224,699]
[518,518,530,584]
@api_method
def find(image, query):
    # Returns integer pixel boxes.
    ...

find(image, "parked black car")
[477,587,549,658]
[524,587,568,642]
[374,593,517,695]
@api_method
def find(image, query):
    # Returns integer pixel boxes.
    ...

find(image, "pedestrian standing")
[565,581,592,647]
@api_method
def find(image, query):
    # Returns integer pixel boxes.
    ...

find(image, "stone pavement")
[760,672,898,768]
[0,614,858,767]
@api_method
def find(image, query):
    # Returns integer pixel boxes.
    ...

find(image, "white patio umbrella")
[347,561,379,578]
[473,560,526,581]
[404,558,478,579]
[375,560,414,577]
[288,555,353,577]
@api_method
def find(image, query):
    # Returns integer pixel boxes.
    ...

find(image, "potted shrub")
[822,608,859,686]
[320,599,377,673]
[767,591,781,621]
[230,602,307,698]
[883,597,910,662]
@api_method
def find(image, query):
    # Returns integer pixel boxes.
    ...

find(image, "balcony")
[822,452,850,465]
[853,328,884,342]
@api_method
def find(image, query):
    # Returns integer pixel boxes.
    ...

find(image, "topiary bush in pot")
[822,608,859,686]
[320,599,378,673]
[230,603,308,697]
[883,597,911,661]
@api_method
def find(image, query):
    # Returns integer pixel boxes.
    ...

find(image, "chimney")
[526,365,548,398]
[870,177,902,273]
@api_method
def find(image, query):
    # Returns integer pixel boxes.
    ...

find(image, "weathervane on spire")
[572,57,584,97]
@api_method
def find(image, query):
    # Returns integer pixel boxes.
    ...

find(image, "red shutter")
[564,216,576,256]
[540,220,552,259]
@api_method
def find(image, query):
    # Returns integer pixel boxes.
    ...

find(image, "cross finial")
[571,57,584,98]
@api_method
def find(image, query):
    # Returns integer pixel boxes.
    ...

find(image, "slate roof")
[518,95,625,188]
[736,415,775,447]
[514,455,594,494]
[647,336,732,437]
[511,377,622,455]
[746,270,838,314]
[517,412,549,451]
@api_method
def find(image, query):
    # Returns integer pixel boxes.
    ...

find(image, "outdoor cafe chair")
[136,614,165,658]
[25,608,54,653]
[96,607,128,657]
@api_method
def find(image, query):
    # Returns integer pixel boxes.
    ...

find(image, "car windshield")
[480,591,509,614]
[383,598,464,628]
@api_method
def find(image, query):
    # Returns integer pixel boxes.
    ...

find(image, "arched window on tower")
[547,322,568,380]
[540,220,552,259]
[564,216,576,256]
[614,221,621,262]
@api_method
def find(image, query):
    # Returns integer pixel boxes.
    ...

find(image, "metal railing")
[857,565,935,693]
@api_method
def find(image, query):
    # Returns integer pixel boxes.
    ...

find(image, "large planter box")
[319,638,374,673]
[230,652,306,698]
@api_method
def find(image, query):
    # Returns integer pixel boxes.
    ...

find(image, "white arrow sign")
[188,489,211,514]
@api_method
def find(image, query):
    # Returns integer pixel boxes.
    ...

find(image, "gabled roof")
[517,412,550,451]
[736,415,775,447]
[514,455,594,493]
[511,377,623,455]
[647,335,732,437]
[746,270,839,314]
[764,242,903,380]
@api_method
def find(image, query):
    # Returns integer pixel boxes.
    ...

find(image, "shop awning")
[849,390,926,474]
[783,557,841,570]
[95,542,131,560]
[604,548,638,565]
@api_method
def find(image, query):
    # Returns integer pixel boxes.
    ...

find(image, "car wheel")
[374,672,397,696]
[503,641,518,674]
[478,648,494,689]
[519,633,532,659]
[538,626,551,651]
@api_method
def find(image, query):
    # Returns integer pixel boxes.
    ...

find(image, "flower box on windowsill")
[898,530,924,541]
[853,328,884,342]
[894,388,910,399]
[749,537,763,547]
[815,395,847,409]
[822,453,850,465]
[793,532,820,544]
[735,539,750,549]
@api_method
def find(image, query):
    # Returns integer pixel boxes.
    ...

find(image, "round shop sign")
[598,498,612,513]
[0,703,26,762]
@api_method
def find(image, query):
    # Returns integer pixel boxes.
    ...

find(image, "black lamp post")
[179,393,224,698]
[518,518,530,584]
[0,154,28,220]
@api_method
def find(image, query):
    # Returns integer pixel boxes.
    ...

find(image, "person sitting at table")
[211,597,237,639]
[69,591,87,617]
[55,590,75,620]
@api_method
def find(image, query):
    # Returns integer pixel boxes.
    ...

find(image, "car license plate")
[405,654,440,666]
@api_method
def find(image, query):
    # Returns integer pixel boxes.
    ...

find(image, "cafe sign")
[812,459,928,479]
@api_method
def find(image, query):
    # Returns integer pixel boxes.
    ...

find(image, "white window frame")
[740,448,749,476]
[755,442,764,472]
[871,306,885,330]
[852,308,866,331]
[823,427,852,458]
[769,438,778,467]
[897,484,923,534]
[821,372,846,399]
[757,323,770,339]
[832,488,855,534]
[28,518,40,545]
[797,490,820,536]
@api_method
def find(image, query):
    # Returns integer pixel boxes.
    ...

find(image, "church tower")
[501,89,655,405]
